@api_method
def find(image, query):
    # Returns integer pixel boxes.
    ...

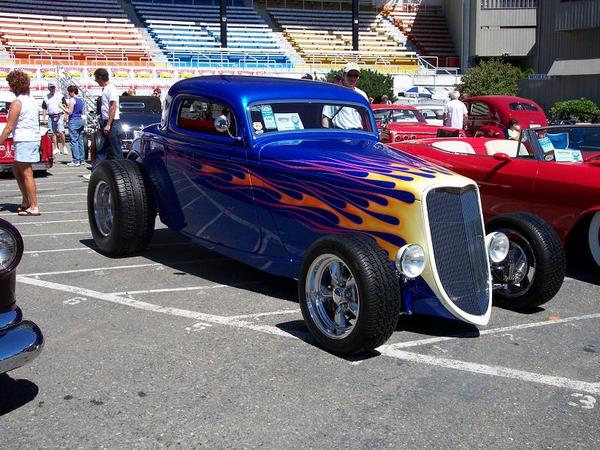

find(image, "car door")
[164,95,261,252]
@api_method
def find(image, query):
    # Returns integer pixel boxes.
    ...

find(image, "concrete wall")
[474,4,536,57]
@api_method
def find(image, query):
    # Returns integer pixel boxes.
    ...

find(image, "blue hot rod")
[86,76,509,354]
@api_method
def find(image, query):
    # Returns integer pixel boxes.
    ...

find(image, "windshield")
[373,108,425,124]
[533,126,600,163]
[248,101,374,137]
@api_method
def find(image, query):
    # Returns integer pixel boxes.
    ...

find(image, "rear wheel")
[487,212,566,310]
[298,234,401,355]
[588,212,600,269]
[87,160,156,255]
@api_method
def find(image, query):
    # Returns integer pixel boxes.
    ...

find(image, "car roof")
[466,95,539,106]
[169,75,369,108]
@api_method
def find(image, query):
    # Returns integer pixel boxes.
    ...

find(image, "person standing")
[0,70,41,216]
[442,91,468,130]
[92,67,123,170]
[322,63,368,129]
[61,85,85,166]
[42,82,67,155]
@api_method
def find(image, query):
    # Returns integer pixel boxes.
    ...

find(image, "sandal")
[17,210,41,216]
[17,204,30,212]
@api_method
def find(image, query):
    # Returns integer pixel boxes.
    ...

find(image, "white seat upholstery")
[432,140,476,154]
[484,140,521,157]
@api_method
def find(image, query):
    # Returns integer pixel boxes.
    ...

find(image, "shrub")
[548,98,600,123]
[457,59,522,96]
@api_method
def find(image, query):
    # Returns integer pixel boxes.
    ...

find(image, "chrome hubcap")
[93,180,113,237]
[305,254,359,339]
[491,231,535,298]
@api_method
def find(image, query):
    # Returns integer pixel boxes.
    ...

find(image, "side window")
[177,97,237,136]
[470,102,490,118]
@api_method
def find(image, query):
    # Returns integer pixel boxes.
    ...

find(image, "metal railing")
[480,0,537,9]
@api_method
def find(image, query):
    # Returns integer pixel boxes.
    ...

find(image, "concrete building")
[519,0,600,110]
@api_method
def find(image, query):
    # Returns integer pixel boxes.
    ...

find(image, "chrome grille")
[426,186,490,316]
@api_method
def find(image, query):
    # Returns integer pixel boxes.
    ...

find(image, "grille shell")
[426,185,490,316]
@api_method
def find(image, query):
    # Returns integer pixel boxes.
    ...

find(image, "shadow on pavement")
[0,373,39,416]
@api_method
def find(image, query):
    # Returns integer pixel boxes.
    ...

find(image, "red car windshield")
[533,126,600,163]
[373,108,426,124]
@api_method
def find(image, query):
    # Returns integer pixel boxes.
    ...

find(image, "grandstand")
[0,0,459,71]
[0,0,154,66]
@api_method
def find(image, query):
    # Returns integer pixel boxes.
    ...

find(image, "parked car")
[414,102,445,126]
[86,76,510,355]
[388,125,600,306]
[0,95,53,173]
[464,95,548,138]
[372,104,464,143]
[88,95,162,159]
[0,218,44,374]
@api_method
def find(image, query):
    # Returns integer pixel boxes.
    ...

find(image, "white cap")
[343,62,360,75]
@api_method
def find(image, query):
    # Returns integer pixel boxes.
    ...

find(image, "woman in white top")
[0,70,41,216]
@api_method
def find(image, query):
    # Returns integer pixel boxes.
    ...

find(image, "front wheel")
[298,234,401,355]
[87,160,156,255]
[487,212,566,310]
[587,212,600,269]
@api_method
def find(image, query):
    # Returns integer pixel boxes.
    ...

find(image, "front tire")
[298,234,401,355]
[87,160,156,255]
[487,212,566,310]
[587,212,600,269]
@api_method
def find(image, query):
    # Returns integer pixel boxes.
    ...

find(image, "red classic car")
[389,125,600,308]
[464,95,548,138]
[0,108,53,172]
[392,125,600,302]
[371,104,465,143]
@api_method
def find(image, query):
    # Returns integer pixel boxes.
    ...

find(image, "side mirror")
[214,115,230,133]
[493,152,511,161]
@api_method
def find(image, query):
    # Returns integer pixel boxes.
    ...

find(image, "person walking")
[0,70,41,216]
[42,82,67,155]
[61,85,85,166]
[322,63,368,129]
[442,91,468,130]
[91,68,123,170]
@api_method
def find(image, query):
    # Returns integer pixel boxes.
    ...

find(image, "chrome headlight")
[133,129,142,139]
[395,244,426,279]
[486,232,509,263]
[121,123,131,132]
[0,219,23,274]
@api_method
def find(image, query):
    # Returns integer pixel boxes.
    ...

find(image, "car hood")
[255,136,473,203]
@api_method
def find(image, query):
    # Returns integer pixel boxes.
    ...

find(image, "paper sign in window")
[274,113,304,131]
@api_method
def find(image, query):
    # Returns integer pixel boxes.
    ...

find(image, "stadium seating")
[0,0,152,65]
[384,3,459,67]
[131,1,291,68]
[267,6,417,68]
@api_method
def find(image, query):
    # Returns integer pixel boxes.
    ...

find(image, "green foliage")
[322,68,395,102]
[457,59,522,96]
[548,98,600,122]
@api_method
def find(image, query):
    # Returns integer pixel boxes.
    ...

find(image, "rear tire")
[298,234,401,355]
[487,212,566,310]
[87,160,156,255]
[587,212,600,269]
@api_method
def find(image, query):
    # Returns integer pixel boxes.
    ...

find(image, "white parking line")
[377,347,600,395]
[1,193,87,199]
[16,275,600,395]
[17,276,295,338]
[12,219,88,226]
[21,231,90,237]
[390,312,600,349]
[112,280,267,295]
[0,210,87,216]
[229,310,300,319]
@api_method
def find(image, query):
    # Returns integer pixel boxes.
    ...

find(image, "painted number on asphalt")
[185,322,212,333]
[568,393,596,409]
[63,297,87,305]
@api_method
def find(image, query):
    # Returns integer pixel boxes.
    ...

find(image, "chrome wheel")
[305,254,359,339]
[588,212,600,268]
[93,180,113,237]
[491,230,535,298]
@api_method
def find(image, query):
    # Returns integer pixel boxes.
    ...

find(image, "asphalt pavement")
[0,156,599,449]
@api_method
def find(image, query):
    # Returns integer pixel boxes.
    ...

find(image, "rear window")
[509,102,539,112]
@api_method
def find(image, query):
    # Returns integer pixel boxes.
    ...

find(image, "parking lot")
[1,157,599,448]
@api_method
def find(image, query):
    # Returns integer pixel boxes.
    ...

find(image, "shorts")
[14,140,41,163]
[48,114,65,134]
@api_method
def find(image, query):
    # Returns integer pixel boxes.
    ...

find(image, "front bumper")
[0,161,52,172]
[0,307,44,374]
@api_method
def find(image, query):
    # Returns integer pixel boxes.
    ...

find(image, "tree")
[457,59,522,96]
[322,68,395,102]
[548,98,600,123]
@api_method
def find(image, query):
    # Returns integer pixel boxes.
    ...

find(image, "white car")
[414,103,444,126]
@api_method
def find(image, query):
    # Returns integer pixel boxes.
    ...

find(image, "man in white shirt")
[322,63,369,130]
[91,68,123,170]
[42,82,67,155]
[442,91,468,129]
